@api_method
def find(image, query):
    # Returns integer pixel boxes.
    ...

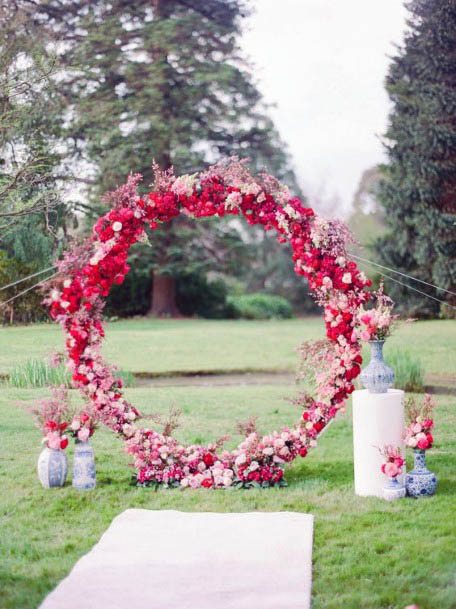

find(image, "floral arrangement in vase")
[31,385,70,451]
[355,282,397,341]
[31,386,71,488]
[379,445,406,500]
[356,284,397,393]
[404,393,434,450]
[70,410,97,443]
[404,394,437,497]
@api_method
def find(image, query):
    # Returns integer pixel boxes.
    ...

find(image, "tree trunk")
[148,0,178,317]
[149,272,180,317]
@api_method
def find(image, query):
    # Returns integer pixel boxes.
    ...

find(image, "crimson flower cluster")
[45,159,372,489]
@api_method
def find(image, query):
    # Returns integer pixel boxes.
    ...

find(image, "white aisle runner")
[40,509,314,609]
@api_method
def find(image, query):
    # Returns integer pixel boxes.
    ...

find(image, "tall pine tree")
[29,0,303,315]
[376,0,456,316]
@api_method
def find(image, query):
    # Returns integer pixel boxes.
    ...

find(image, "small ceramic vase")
[382,477,406,501]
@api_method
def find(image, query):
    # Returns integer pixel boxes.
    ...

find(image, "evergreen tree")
[0,3,61,236]
[376,0,456,316]
[30,0,304,315]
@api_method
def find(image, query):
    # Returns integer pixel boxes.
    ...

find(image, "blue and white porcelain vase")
[405,449,437,498]
[360,340,394,394]
[37,447,68,488]
[382,477,406,501]
[72,440,96,490]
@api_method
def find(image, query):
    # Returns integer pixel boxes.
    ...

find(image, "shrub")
[177,272,237,319]
[228,293,293,320]
[386,349,425,392]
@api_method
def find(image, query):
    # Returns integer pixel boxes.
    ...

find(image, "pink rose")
[412,423,422,434]
[77,427,90,442]
[360,313,373,324]
[384,462,399,478]
[47,432,62,450]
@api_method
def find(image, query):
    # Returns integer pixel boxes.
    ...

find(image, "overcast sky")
[241,0,408,214]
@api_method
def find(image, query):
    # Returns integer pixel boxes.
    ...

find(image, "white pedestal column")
[352,389,405,497]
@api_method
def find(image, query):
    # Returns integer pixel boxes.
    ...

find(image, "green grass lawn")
[0,317,455,379]
[0,318,455,609]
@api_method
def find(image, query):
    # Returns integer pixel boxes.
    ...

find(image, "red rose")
[202,453,215,467]
[299,447,308,458]
[417,437,429,450]
[46,420,58,431]
[201,478,213,488]
[60,437,69,450]
[313,420,325,433]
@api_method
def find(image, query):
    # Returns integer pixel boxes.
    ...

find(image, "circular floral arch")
[46,159,371,489]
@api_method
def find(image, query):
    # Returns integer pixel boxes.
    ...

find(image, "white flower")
[122,423,134,437]
[60,300,70,309]
[275,211,290,234]
[283,203,300,219]
[249,460,259,471]
[235,453,247,466]
[342,272,352,284]
[112,221,123,232]
[171,174,197,197]
[225,191,242,210]
[51,289,60,301]
[63,279,72,289]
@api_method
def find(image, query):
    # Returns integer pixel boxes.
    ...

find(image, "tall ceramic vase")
[37,447,68,488]
[360,340,394,394]
[405,449,437,498]
[72,440,96,490]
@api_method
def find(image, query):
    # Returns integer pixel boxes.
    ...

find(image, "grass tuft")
[7,359,71,388]
[7,359,135,389]
[387,349,425,392]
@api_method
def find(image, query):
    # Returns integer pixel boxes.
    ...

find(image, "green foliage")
[105,257,152,317]
[7,358,135,389]
[24,0,304,316]
[376,0,456,316]
[176,272,236,319]
[0,251,49,324]
[0,4,63,236]
[386,349,425,393]
[228,293,293,320]
[7,359,70,388]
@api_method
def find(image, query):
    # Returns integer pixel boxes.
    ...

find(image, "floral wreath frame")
[46,159,371,489]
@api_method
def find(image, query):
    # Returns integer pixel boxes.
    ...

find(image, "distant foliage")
[376,0,456,316]
[176,272,237,319]
[386,350,425,393]
[0,252,48,324]
[228,293,293,320]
